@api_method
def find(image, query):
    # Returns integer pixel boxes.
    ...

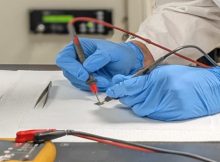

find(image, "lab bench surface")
[1,64,220,162]
[54,142,220,162]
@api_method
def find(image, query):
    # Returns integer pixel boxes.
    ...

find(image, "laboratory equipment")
[0,139,56,162]
[34,81,52,108]
[30,10,112,35]
[1,0,143,64]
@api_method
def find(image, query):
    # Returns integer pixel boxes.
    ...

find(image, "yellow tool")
[0,138,56,162]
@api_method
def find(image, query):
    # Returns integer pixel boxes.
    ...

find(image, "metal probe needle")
[95,93,101,104]
[96,96,113,105]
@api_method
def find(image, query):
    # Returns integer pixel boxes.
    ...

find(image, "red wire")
[69,17,209,68]
[75,134,155,153]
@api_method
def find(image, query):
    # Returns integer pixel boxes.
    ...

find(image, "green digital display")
[43,15,74,23]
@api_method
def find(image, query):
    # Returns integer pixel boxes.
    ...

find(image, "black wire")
[135,45,218,76]
[34,129,216,161]
[67,130,216,162]
[105,45,218,101]
[164,45,218,66]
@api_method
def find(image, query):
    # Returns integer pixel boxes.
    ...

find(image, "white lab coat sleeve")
[128,0,220,65]
[213,0,220,7]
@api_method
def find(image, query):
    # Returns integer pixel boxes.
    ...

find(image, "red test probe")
[71,28,101,104]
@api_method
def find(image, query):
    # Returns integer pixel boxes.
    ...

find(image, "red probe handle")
[73,35,99,94]
[89,83,98,94]
[16,129,56,143]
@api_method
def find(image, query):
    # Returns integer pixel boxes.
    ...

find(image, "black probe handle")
[34,130,66,143]
[134,56,166,77]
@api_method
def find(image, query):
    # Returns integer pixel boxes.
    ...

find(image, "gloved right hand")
[56,38,144,91]
[106,65,220,121]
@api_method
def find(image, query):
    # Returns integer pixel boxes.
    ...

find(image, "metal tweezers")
[34,81,52,108]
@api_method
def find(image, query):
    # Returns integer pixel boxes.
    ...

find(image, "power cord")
[15,129,217,162]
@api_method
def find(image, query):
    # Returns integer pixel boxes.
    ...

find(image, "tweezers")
[34,81,52,108]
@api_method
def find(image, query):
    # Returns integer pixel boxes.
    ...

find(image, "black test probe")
[101,45,218,104]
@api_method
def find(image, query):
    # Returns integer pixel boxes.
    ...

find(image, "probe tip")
[95,96,113,106]
[94,93,104,106]
[89,83,103,105]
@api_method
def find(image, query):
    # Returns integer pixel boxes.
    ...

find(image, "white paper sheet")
[1,70,220,142]
[0,70,19,99]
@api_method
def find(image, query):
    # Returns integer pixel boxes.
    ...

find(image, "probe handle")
[73,36,86,63]
[72,35,99,95]
[73,36,97,85]
[134,56,166,77]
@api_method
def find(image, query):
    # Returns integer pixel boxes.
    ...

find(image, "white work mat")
[0,70,220,142]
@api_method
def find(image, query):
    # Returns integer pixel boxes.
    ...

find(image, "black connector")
[34,130,67,143]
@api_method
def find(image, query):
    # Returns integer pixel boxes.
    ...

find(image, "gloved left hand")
[106,65,220,121]
[56,38,144,91]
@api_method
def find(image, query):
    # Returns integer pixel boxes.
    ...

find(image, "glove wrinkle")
[112,65,220,121]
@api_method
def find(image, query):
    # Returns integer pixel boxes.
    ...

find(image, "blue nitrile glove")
[106,65,220,121]
[56,38,143,91]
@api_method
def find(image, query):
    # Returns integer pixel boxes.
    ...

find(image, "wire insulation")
[135,45,218,76]
[32,129,216,162]
[68,130,216,162]
[75,134,154,153]
[69,17,210,68]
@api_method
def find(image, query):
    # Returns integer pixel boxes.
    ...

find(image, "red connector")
[15,129,56,143]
